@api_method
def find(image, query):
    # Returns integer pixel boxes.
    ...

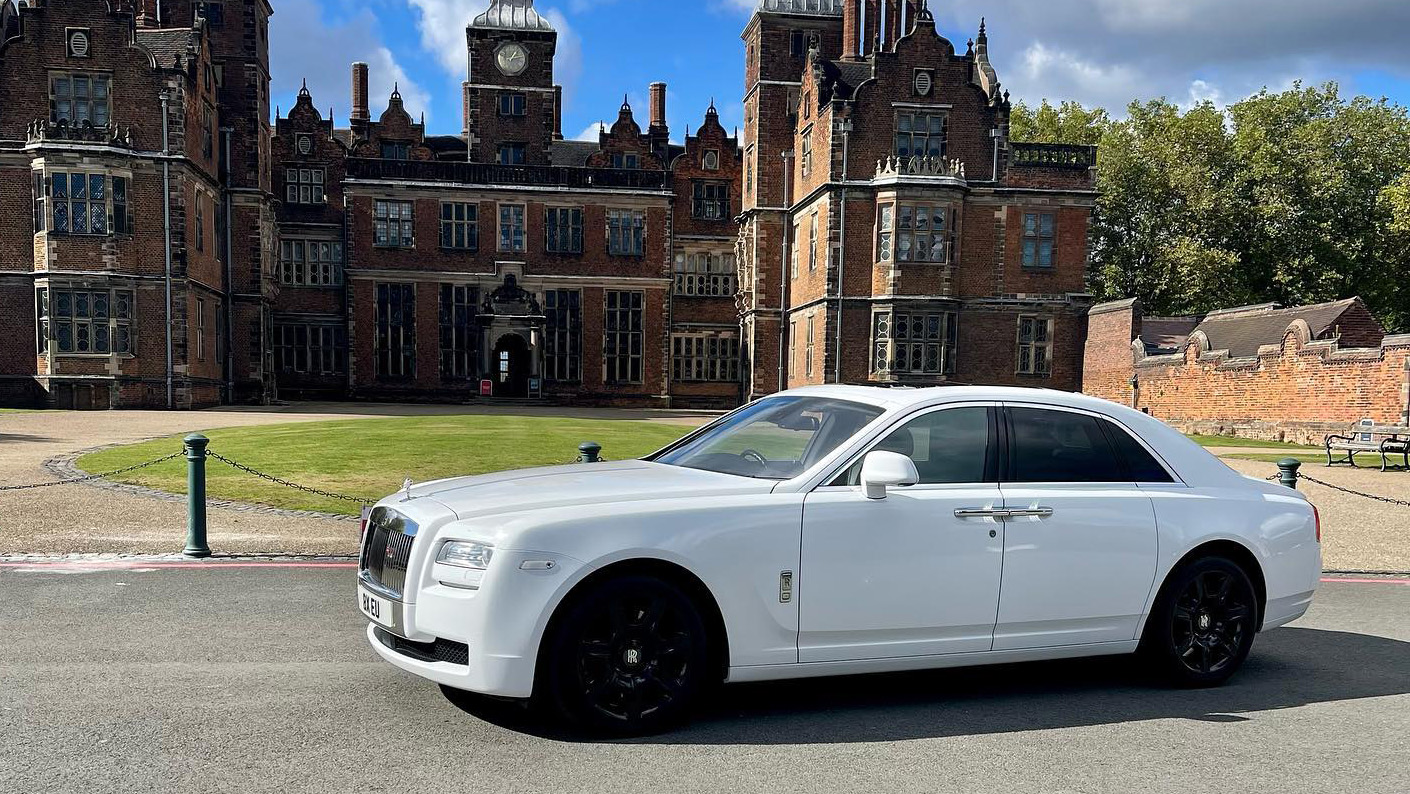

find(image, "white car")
[358,386,1321,733]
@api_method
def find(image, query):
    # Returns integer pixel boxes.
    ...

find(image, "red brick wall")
[1082,299,1410,443]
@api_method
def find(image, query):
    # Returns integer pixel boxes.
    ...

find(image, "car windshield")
[653,396,885,480]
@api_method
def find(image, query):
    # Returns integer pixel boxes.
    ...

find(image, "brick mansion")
[0,0,1098,409]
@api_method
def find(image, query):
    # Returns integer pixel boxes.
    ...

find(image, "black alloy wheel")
[541,575,710,734]
[1144,556,1259,687]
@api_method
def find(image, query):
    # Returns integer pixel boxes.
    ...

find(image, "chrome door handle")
[1005,507,1055,519]
[955,508,1011,519]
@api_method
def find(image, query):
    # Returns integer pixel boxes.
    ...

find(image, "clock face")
[496,43,528,76]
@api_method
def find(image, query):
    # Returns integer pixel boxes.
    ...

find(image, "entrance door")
[799,404,1005,662]
[493,333,531,398]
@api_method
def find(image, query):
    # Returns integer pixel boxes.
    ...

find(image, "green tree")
[1010,99,1110,145]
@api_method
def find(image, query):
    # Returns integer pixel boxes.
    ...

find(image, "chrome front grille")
[360,507,418,599]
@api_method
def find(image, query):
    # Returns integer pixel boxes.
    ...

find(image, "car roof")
[780,384,1109,412]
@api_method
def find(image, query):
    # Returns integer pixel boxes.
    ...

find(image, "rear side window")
[1008,407,1125,483]
[1102,421,1175,483]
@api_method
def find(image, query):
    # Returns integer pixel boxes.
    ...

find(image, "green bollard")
[578,441,603,463]
[1277,457,1302,490]
[183,434,212,558]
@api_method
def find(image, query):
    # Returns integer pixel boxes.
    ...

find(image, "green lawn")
[78,416,697,516]
[1186,434,1320,451]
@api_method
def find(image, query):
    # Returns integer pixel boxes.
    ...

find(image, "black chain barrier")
[1294,471,1410,508]
[205,450,371,506]
[0,451,184,491]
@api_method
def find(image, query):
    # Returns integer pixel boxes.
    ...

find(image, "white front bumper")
[362,550,586,699]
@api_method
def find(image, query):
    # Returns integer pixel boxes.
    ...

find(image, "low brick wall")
[1083,299,1410,445]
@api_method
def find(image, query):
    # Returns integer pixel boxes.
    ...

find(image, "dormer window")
[896,112,947,159]
[195,1,224,28]
[612,152,639,170]
[497,143,527,165]
[381,141,410,160]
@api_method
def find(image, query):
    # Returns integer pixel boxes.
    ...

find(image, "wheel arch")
[532,557,732,693]
[1151,539,1268,631]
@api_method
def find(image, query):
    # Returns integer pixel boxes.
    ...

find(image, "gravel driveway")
[0,404,715,557]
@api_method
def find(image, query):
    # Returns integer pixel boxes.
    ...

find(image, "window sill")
[1015,372,1053,379]
[497,249,527,255]
[440,247,479,254]
[608,253,646,259]
[1020,266,1057,273]
[44,352,136,360]
[373,244,415,250]
[279,283,344,289]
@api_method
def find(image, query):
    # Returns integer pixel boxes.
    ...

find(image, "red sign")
[479,379,493,397]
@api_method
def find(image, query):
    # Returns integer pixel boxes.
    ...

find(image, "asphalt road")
[2,562,1407,794]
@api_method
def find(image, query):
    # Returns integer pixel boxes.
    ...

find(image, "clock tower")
[464,0,562,164]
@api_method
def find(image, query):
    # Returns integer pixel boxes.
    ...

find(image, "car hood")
[407,460,776,520]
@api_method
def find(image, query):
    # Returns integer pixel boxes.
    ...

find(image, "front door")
[493,333,531,398]
[993,405,1160,650]
[799,404,1005,662]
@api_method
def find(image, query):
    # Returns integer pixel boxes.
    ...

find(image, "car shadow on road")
[447,627,1409,744]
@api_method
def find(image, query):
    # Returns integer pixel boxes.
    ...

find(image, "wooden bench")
[1325,420,1410,471]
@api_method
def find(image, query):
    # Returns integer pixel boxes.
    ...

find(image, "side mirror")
[860,451,919,500]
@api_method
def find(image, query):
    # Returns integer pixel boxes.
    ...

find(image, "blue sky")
[270,0,1410,140]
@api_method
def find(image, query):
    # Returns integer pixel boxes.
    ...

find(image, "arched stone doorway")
[493,333,531,398]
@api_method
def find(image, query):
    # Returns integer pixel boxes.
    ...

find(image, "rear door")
[993,405,1160,650]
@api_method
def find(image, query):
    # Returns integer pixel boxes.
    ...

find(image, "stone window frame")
[805,314,815,379]
[799,134,813,178]
[672,332,740,383]
[871,308,958,377]
[438,284,481,381]
[40,170,130,237]
[498,202,526,253]
[807,211,818,271]
[745,146,755,196]
[545,205,584,254]
[497,92,527,117]
[381,141,410,161]
[195,193,205,252]
[606,208,646,257]
[274,322,346,376]
[373,199,414,248]
[439,202,479,251]
[875,200,956,264]
[285,167,326,204]
[49,70,111,128]
[280,239,343,286]
[1017,315,1055,377]
[790,220,801,278]
[543,289,583,383]
[604,289,644,384]
[702,149,720,171]
[35,284,135,358]
[895,110,947,160]
[1022,211,1057,269]
[196,297,206,361]
[673,250,736,297]
[374,282,416,380]
[611,152,640,170]
[691,181,730,221]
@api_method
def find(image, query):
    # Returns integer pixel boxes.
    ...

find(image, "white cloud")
[574,122,604,141]
[270,0,430,122]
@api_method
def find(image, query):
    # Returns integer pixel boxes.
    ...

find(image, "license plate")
[358,586,394,628]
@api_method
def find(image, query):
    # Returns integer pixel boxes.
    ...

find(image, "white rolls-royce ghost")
[357,386,1321,734]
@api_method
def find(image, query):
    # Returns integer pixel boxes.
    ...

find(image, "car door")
[798,404,1005,663]
[993,405,1161,651]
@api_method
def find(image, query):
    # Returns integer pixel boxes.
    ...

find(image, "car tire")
[1141,556,1259,687]
[538,574,711,736]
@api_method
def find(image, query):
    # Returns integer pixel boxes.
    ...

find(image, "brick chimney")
[649,82,667,131]
[351,62,370,122]
[842,0,861,59]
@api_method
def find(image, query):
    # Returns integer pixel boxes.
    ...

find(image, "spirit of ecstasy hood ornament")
[401,476,414,501]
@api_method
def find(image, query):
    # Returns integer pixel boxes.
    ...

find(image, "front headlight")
[437,541,494,570]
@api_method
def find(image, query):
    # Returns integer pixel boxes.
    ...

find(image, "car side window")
[836,406,991,486]
[1102,420,1175,483]
[1008,407,1125,483]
